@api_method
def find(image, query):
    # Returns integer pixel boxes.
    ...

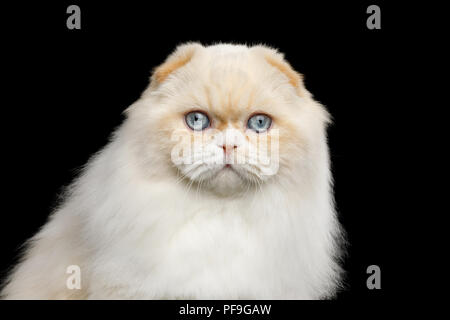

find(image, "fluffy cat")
[1,43,344,299]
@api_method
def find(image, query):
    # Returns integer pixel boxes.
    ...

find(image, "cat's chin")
[202,166,250,197]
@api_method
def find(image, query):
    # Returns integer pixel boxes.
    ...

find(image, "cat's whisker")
[196,175,205,200]
[173,164,201,186]
[181,173,197,204]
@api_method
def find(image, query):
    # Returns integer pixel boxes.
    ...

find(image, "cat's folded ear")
[251,45,308,98]
[148,42,203,90]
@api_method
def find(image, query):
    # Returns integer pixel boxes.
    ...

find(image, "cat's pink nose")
[222,145,237,153]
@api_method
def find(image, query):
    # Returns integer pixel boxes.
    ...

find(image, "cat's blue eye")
[185,111,210,131]
[247,114,272,133]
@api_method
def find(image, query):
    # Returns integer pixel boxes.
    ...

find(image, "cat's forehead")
[203,50,254,77]
[200,81,257,121]
[146,43,305,118]
[190,50,277,120]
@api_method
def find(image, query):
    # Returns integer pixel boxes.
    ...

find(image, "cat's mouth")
[217,164,238,176]
[206,162,265,184]
[176,161,270,196]
[214,164,251,183]
[220,164,239,175]
[176,161,269,196]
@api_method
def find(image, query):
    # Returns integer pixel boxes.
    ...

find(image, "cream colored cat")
[1,43,344,299]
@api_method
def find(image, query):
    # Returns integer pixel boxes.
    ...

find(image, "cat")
[1,43,345,299]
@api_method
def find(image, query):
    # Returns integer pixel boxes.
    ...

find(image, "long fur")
[1,43,344,299]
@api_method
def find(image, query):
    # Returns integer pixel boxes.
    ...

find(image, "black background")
[1,0,413,309]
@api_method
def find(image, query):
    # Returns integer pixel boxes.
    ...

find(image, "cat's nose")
[222,144,237,154]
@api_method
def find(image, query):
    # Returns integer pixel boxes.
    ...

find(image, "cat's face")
[130,44,329,196]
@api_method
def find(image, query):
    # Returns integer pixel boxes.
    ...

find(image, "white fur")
[1,43,344,299]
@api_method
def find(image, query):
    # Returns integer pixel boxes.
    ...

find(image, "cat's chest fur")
[84,186,306,299]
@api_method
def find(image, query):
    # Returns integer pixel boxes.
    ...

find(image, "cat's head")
[126,43,330,197]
